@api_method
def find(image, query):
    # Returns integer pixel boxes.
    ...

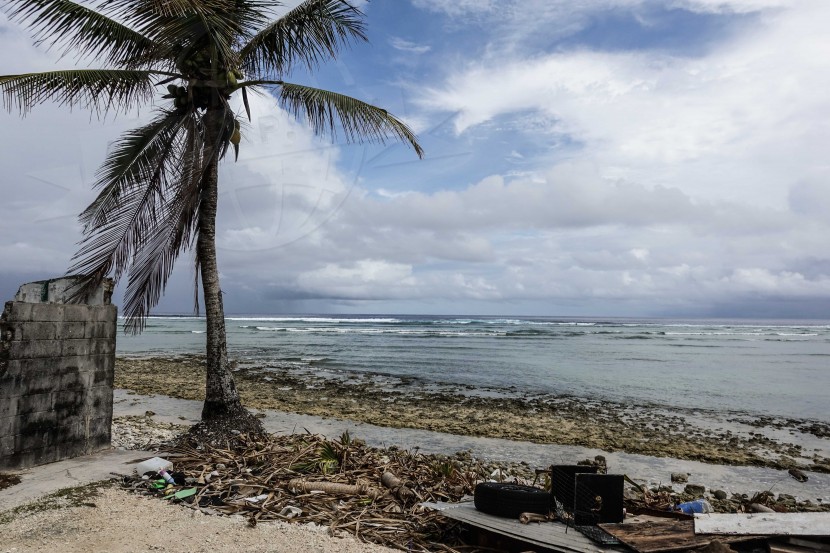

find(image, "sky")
[1,0,830,318]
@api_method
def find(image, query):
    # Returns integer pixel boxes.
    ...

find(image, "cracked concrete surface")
[0,448,152,512]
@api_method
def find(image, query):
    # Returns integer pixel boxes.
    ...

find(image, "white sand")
[1,487,395,553]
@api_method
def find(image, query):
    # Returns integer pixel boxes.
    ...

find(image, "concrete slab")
[0,448,155,513]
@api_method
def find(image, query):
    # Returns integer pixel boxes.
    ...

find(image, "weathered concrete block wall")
[0,278,116,470]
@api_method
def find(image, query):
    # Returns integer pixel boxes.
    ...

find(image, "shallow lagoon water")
[118,315,830,422]
[116,314,830,503]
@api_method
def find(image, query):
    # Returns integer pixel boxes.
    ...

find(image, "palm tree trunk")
[197,155,243,419]
[196,108,254,426]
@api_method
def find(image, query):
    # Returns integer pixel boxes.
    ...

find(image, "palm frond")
[81,109,190,230]
[122,115,206,332]
[240,0,366,77]
[105,0,265,71]
[3,0,158,68]
[68,110,191,300]
[276,82,424,157]
[0,69,166,115]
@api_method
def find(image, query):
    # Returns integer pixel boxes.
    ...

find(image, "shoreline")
[115,355,830,473]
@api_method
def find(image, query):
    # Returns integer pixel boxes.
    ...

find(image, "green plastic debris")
[165,488,197,501]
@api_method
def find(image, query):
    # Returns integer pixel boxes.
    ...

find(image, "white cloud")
[296,260,415,298]
[411,0,497,17]
[418,1,830,210]
[3,2,830,316]
[389,37,431,54]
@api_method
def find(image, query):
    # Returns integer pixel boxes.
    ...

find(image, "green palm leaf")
[81,109,189,230]
[109,0,264,70]
[275,81,424,157]
[0,69,165,115]
[3,0,157,68]
[240,0,366,77]
[68,110,190,292]
[122,111,214,332]
[7,0,424,431]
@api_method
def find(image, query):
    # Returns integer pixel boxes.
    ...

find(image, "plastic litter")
[278,506,302,519]
[676,499,713,514]
[158,469,176,485]
[134,457,173,475]
[165,488,197,501]
[244,494,269,503]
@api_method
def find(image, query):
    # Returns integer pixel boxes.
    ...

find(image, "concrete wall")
[0,278,117,470]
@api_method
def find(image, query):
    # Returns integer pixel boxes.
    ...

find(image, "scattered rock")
[713,489,727,500]
[111,416,187,451]
[684,484,706,496]
[113,356,830,472]
[671,472,689,483]
[789,468,808,482]
[696,540,738,553]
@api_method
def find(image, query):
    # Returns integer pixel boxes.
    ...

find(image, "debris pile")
[122,432,491,551]
[120,430,829,551]
[622,478,830,515]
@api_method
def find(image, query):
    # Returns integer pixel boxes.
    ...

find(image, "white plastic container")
[133,456,173,475]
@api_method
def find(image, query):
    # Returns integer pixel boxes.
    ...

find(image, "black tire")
[474,482,551,519]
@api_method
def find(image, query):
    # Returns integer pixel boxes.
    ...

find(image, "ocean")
[117,315,830,423]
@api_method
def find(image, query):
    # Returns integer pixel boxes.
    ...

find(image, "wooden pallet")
[599,519,763,553]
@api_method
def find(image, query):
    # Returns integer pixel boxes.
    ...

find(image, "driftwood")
[518,512,549,524]
[748,503,776,513]
[381,471,416,502]
[122,432,482,552]
[287,478,384,499]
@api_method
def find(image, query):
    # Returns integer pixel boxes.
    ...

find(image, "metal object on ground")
[574,473,624,525]
[551,465,599,519]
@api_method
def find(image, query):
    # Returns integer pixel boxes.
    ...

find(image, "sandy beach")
[0,484,397,553]
[115,355,830,473]
[3,366,828,553]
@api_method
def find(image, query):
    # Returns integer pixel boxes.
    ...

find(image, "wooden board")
[695,513,830,536]
[785,537,830,551]
[599,519,762,553]
[769,539,830,553]
[422,501,626,553]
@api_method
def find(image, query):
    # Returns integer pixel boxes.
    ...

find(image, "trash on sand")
[121,432,478,552]
[158,469,176,485]
[149,479,167,490]
[133,457,172,475]
[278,506,302,519]
[677,499,714,515]
[244,494,269,503]
[164,488,197,501]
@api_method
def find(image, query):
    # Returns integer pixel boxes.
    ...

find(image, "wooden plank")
[769,544,814,553]
[599,520,762,553]
[423,501,625,553]
[786,537,830,552]
[695,513,830,536]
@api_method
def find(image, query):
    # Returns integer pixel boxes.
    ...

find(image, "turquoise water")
[117,315,830,422]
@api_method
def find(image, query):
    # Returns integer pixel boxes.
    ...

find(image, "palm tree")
[1,0,423,438]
